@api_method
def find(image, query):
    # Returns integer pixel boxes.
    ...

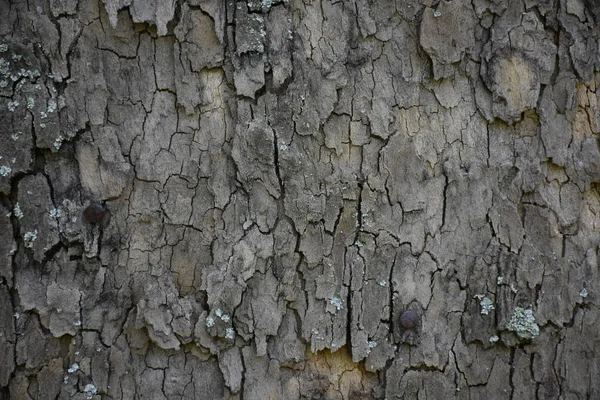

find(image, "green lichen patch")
[474,293,495,315]
[506,307,540,340]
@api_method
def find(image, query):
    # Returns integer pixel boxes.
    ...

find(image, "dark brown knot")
[399,310,419,329]
[83,203,105,224]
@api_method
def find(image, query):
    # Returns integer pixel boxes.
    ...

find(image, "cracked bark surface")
[0,0,599,398]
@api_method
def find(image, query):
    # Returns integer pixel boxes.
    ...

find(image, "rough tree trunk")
[0,0,599,399]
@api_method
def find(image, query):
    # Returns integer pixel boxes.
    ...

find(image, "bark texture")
[0,0,599,399]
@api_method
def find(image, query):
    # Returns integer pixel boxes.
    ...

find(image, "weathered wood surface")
[0,0,599,398]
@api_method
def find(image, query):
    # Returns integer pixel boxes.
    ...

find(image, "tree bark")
[0,0,599,399]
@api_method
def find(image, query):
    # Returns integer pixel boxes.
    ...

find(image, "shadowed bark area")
[0,0,599,399]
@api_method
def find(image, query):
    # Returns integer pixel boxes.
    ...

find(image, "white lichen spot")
[13,203,23,219]
[25,69,39,79]
[279,144,288,151]
[205,316,215,328]
[49,208,62,219]
[83,383,97,398]
[0,80,7,88]
[433,9,442,17]
[225,327,235,340]
[480,297,494,315]
[497,276,503,285]
[215,308,223,317]
[47,98,57,113]
[53,136,64,150]
[14,312,20,319]
[0,58,9,74]
[221,314,230,322]
[7,100,18,112]
[330,297,344,311]
[11,132,20,141]
[67,363,80,373]
[489,335,499,343]
[506,307,540,340]
[378,280,387,287]
[0,165,12,177]
[474,294,495,315]
[0,44,7,53]
[74,320,82,326]
[366,340,377,355]
[24,230,38,248]
[26,96,35,109]
[11,53,22,62]
[580,287,588,298]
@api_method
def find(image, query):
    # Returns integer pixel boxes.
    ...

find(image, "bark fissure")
[0,0,598,398]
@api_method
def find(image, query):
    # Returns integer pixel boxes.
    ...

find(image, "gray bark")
[0,0,599,399]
